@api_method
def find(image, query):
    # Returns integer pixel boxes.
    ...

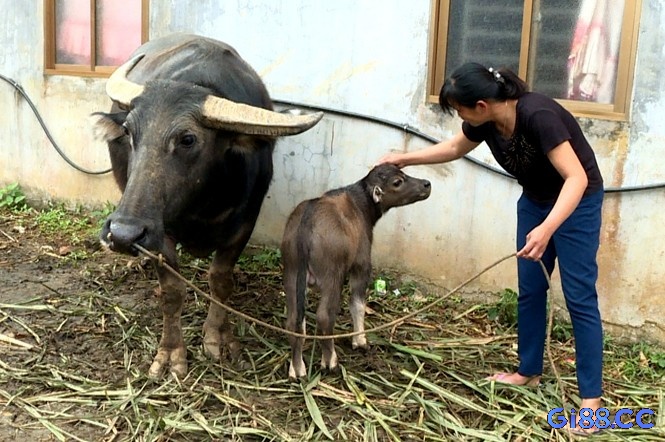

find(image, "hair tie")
[488,67,504,84]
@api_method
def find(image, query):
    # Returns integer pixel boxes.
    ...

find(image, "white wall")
[1,0,664,341]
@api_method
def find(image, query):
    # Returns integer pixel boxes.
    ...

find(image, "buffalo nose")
[104,217,147,254]
[423,180,431,188]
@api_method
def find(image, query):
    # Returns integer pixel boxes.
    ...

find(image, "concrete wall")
[1,1,664,342]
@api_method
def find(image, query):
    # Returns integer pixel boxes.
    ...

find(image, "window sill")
[426,94,629,123]
[44,66,116,78]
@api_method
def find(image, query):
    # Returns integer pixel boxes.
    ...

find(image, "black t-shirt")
[462,92,603,203]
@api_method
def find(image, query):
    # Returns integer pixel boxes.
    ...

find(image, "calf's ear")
[372,186,384,203]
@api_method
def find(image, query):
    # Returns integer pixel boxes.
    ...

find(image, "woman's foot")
[486,372,540,387]
[566,398,603,436]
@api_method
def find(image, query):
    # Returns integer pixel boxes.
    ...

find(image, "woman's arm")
[517,140,588,260]
[378,131,480,168]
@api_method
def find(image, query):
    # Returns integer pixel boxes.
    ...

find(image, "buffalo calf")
[281,164,431,380]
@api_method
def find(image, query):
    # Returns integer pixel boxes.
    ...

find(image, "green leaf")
[301,383,333,440]
[389,342,442,362]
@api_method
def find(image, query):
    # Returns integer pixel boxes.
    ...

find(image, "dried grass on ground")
[1,206,664,441]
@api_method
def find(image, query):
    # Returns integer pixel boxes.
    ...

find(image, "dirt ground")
[1,207,663,442]
[0,211,149,441]
[0,208,416,441]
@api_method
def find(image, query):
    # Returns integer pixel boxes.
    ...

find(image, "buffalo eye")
[179,134,197,149]
[122,123,130,137]
[392,178,403,188]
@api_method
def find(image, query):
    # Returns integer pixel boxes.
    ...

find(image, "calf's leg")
[317,279,343,372]
[285,271,307,380]
[348,265,371,350]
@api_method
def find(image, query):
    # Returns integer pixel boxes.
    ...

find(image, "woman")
[379,62,604,435]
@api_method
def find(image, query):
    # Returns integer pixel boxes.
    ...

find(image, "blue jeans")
[516,190,604,398]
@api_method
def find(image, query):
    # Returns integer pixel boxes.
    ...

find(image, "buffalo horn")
[201,95,324,136]
[105,54,146,107]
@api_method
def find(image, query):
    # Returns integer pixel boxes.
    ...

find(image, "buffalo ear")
[372,186,383,203]
[90,111,128,141]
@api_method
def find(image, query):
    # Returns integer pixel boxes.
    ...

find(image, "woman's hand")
[517,224,554,261]
[376,152,408,168]
[376,133,480,169]
[517,140,588,261]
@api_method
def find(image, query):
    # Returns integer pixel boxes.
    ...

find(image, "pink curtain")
[56,0,91,64]
[97,0,143,66]
[55,0,142,66]
[566,0,624,103]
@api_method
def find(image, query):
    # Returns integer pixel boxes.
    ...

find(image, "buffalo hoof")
[203,337,222,360]
[203,327,241,361]
[148,346,187,379]
[203,337,249,370]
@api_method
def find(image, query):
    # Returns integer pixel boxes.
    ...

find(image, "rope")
[538,260,570,437]
[133,244,516,340]
[132,243,569,430]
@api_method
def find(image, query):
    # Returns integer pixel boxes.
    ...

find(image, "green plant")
[551,320,573,342]
[633,343,665,373]
[606,342,665,381]
[486,288,518,327]
[36,204,92,239]
[0,183,28,211]
[237,247,282,272]
[91,202,116,227]
[74,249,92,260]
[399,279,419,297]
[649,349,665,370]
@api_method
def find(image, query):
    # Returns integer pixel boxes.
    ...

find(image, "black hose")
[274,99,665,194]
[0,73,112,175]
[1,73,662,193]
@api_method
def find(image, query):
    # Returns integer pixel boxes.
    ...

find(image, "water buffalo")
[281,164,431,380]
[92,34,323,378]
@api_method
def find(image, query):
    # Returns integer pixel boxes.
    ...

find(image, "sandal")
[486,372,540,387]
[567,425,603,437]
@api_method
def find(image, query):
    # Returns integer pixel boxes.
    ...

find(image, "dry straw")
[0,211,663,441]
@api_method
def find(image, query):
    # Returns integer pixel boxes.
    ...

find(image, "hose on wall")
[0,73,112,175]
[2,73,663,193]
[274,99,665,194]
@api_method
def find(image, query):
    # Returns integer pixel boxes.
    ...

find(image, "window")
[427,0,642,120]
[44,0,148,76]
